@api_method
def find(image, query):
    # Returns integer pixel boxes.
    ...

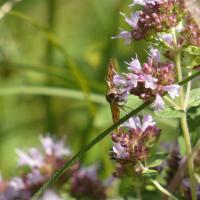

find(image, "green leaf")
[183,46,200,55]
[188,88,200,108]
[182,46,200,69]
[148,159,162,168]
[145,184,156,191]
[155,108,184,118]
[142,169,158,178]
[182,54,200,69]
[188,106,200,146]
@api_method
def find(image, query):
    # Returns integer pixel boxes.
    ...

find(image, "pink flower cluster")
[70,166,106,200]
[113,0,184,43]
[112,48,180,111]
[111,115,161,164]
[0,136,71,200]
[0,136,107,200]
[181,16,200,47]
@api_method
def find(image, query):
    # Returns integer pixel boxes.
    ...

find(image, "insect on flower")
[106,60,120,123]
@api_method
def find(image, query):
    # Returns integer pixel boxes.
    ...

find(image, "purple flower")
[158,33,173,44]
[129,0,146,6]
[9,177,24,191]
[16,148,43,168]
[126,57,158,89]
[40,190,63,200]
[112,30,132,45]
[142,115,155,131]
[129,0,160,7]
[108,51,178,108]
[120,11,140,29]
[26,169,44,186]
[163,85,180,99]
[123,115,155,131]
[127,57,142,73]
[70,166,106,200]
[123,116,141,129]
[113,143,129,159]
[113,74,127,86]
[126,73,138,89]
[111,115,161,163]
[40,135,71,158]
[149,48,161,64]
[143,74,157,89]
[40,135,54,155]
[153,94,165,111]
[77,166,98,181]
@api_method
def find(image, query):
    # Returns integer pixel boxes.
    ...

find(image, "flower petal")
[153,94,165,111]
[163,85,180,99]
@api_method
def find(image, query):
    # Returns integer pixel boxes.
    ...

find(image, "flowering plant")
[107,0,200,199]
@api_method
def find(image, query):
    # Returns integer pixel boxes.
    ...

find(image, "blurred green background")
[0,0,199,183]
[0,0,135,177]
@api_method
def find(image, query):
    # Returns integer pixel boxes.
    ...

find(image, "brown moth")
[106,59,120,123]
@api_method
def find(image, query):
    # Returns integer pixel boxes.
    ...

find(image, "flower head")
[110,49,179,110]
[115,0,185,42]
[70,166,106,200]
[111,115,161,163]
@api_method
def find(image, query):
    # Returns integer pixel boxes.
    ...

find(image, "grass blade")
[0,86,106,105]
[8,10,96,116]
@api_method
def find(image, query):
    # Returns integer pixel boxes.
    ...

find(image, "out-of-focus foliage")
[0,0,134,176]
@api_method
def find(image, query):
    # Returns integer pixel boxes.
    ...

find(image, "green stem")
[136,188,142,200]
[175,52,184,107]
[180,115,197,200]
[184,71,192,110]
[44,0,57,132]
[158,38,174,51]
[139,163,177,200]
[163,96,181,110]
[150,179,178,200]
[175,52,197,200]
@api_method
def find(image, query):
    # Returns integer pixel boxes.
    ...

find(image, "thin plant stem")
[184,71,192,110]
[175,49,197,200]
[44,0,57,132]
[163,96,181,110]
[180,115,197,200]
[175,52,184,107]
[136,188,142,200]
[139,163,178,200]
[150,179,178,200]
[158,38,174,51]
